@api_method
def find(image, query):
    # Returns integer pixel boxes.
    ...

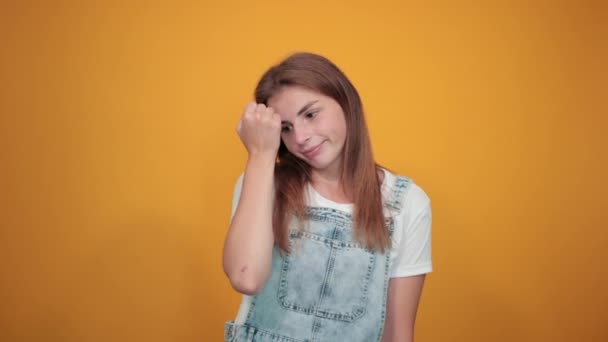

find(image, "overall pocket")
[225,321,304,342]
[277,230,376,322]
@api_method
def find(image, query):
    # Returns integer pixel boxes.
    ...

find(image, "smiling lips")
[302,142,324,159]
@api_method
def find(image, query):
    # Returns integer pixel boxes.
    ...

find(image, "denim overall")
[225,176,411,342]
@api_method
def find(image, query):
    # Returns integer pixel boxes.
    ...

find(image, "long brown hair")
[254,52,390,254]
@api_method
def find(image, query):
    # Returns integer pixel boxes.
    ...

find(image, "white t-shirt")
[229,168,432,323]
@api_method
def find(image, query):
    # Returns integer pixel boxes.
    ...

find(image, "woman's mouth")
[302,142,324,159]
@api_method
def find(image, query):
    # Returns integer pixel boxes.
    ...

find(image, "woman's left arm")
[381,274,426,342]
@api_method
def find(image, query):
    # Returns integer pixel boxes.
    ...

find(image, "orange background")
[1,1,606,341]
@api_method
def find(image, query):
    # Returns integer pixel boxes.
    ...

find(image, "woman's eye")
[305,111,317,119]
[281,125,292,133]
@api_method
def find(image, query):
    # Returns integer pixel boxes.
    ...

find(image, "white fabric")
[229,168,432,324]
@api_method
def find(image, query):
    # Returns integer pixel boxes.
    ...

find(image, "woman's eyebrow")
[297,100,319,116]
[282,100,319,124]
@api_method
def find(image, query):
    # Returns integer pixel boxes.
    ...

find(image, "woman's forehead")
[270,86,319,103]
[269,86,327,112]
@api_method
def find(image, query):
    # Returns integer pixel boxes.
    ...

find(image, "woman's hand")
[237,102,282,160]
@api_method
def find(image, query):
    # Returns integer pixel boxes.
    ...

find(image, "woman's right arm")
[222,102,281,295]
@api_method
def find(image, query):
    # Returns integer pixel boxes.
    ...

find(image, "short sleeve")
[388,183,433,278]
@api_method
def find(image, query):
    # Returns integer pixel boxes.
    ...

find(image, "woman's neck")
[310,171,351,204]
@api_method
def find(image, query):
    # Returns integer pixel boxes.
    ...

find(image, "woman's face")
[267,85,347,178]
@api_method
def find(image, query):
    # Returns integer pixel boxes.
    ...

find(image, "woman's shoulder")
[381,168,431,215]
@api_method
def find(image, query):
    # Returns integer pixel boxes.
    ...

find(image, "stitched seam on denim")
[375,249,393,342]
[310,245,336,341]
[384,176,410,213]
[304,207,351,228]
[228,322,306,342]
[289,230,374,250]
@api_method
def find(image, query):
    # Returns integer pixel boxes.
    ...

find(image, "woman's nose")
[293,125,311,145]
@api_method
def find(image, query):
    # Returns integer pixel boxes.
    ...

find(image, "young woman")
[222,52,432,342]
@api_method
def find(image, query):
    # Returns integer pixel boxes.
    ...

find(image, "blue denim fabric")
[225,177,411,342]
